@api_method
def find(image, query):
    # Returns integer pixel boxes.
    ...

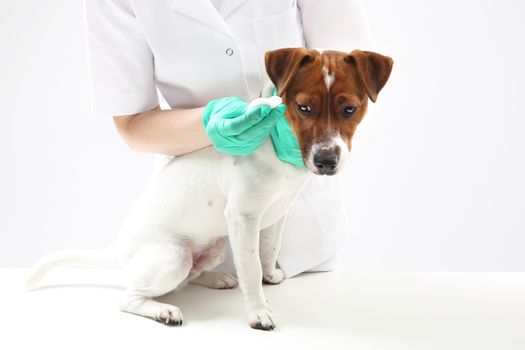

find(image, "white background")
[0,0,524,270]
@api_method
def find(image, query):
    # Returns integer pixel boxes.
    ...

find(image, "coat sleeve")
[83,0,158,117]
[297,0,375,51]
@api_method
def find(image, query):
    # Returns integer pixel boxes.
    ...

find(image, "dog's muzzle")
[313,146,340,175]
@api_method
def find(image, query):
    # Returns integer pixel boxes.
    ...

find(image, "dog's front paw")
[153,305,183,326]
[248,308,276,331]
[263,268,285,285]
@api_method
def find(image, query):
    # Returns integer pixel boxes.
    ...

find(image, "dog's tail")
[24,246,120,291]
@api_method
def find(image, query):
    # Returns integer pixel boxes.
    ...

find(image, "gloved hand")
[267,88,305,168]
[270,112,305,169]
[203,96,286,156]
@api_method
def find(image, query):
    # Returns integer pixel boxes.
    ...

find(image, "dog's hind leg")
[119,242,192,326]
[190,270,238,289]
[188,237,239,289]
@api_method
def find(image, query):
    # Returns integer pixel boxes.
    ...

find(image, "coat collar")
[171,0,248,38]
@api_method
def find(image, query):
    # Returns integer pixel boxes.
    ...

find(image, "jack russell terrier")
[25,48,393,330]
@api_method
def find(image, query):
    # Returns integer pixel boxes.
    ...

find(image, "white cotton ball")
[247,96,283,112]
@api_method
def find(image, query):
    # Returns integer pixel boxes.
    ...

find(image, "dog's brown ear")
[345,50,393,102]
[265,48,314,97]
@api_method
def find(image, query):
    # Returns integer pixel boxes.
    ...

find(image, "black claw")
[250,320,275,331]
[158,318,183,327]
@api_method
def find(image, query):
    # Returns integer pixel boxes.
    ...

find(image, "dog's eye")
[343,106,357,116]
[296,103,312,114]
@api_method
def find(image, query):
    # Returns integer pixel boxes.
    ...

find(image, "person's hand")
[202,96,286,156]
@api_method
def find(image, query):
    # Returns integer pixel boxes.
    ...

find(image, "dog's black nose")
[313,151,339,175]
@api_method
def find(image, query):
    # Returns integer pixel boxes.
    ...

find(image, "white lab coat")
[84,0,374,277]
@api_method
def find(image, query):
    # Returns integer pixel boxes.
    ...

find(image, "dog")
[25,47,393,330]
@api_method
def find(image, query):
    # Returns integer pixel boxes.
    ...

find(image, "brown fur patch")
[265,49,393,164]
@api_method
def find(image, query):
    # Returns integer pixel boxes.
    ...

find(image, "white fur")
[25,79,349,330]
[333,135,350,172]
[322,66,335,91]
[25,123,312,330]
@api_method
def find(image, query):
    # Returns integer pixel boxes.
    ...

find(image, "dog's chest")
[219,140,310,227]
[258,170,309,227]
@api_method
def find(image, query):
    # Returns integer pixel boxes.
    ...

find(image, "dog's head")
[265,48,393,175]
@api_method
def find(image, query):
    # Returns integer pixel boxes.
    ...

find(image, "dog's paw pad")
[263,268,285,285]
[248,309,276,331]
[153,305,183,326]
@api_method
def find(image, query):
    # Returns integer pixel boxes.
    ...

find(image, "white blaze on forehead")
[322,66,335,91]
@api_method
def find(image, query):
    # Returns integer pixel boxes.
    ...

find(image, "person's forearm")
[113,106,211,156]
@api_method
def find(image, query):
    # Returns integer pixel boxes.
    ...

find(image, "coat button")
[225,48,234,56]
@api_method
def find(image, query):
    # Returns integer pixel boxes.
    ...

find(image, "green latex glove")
[203,97,286,156]
[269,90,306,169]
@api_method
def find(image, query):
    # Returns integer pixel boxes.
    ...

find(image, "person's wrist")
[202,99,220,129]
